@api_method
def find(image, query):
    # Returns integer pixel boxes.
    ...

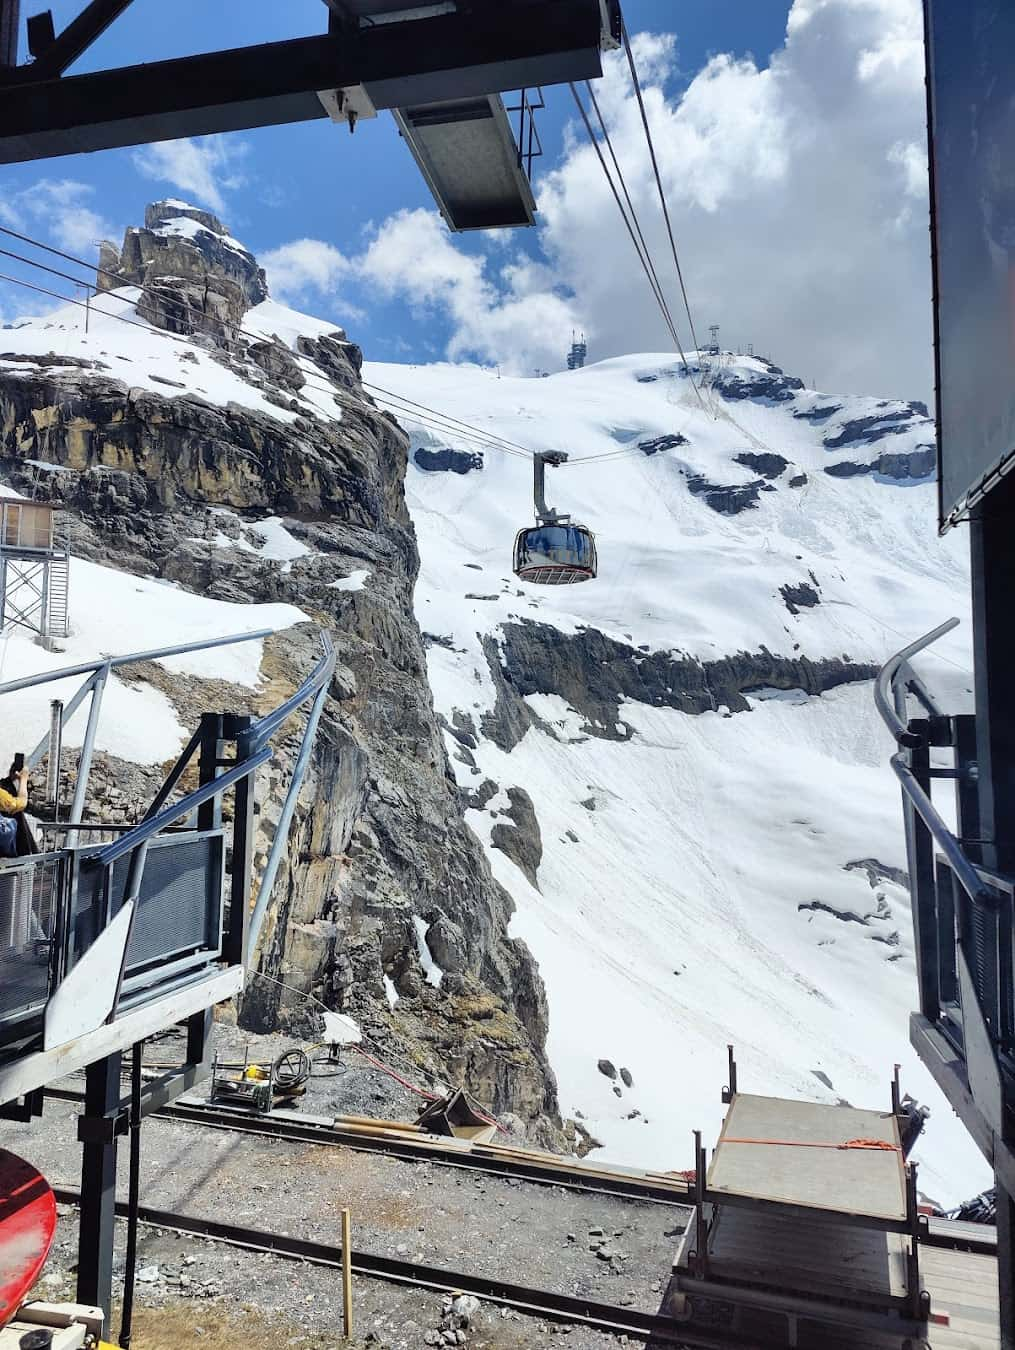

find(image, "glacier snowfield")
[370,351,987,1206]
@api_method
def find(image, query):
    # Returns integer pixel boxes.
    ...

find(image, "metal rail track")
[44,1087,694,1208]
[50,1186,748,1348]
[162,1100,694,1206]
[45,1090,1002,1255]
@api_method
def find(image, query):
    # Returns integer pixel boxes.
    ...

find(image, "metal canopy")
[394,94,536,231]
[0,1,607,237]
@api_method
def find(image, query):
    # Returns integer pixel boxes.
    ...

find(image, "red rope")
[352,1046,509,1134]
[353,1046,438,1101]
[723,1136,899,1152]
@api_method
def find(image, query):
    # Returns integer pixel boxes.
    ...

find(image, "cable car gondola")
[513,451,597,585]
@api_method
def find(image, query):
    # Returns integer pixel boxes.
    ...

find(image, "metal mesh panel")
[968,905,996,1006]
[0,854,61,1024]
[70,832,223,981]
[125,835,222,972]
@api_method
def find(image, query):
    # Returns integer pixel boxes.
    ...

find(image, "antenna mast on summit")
[567,330,587,370]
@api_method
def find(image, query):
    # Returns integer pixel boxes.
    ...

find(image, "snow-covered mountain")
[367,351,988,1206]
[0,202,989,1204]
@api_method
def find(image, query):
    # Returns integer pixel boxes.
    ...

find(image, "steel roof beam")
[0,0,19,68]
[0,0,603,164]
[22,0,136,79]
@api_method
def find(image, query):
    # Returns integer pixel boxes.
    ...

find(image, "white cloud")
[357,208,580,373]
[527,0,935,400]
[321,0,933,401]
[0,179,117,258]
[254,0,933,399]
[261,239,352,301]
[132,136,249,216]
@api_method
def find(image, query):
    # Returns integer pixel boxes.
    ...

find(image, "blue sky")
[0,2,792,361]
[0,1,934,402]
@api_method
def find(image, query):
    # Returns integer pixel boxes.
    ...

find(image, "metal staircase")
[46,549,69,639]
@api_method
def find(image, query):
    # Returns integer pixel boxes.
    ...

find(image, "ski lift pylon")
[512,451,597,585]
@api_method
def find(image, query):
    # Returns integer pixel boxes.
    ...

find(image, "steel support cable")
[0,249,532,460]
[2,219,694,470]
[1,230,668,471]
[358,383,532,459]
[568,81,683,353]
[0,257,632,475]
[0,265,538,473]
[0,267,528,470]
[0,264,678,475]
[568,83,709,417]
[0,221,539,461]
[583,78,681,346]
[361,379,535,459]
[622,18,703,361]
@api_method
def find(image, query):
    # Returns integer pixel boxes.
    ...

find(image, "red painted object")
[0,1150,56,1327]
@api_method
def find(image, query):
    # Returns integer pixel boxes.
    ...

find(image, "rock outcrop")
[0,204,561,1142]
[824,445,935,481]
[97,200,269,341]
[714,367,805,403]
[414,447,484,474]
[822,404,931,449]
[478,621,877,749]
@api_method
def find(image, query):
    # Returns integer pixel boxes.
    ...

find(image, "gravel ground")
[151,1021,433,1124]
[0,1051,690,1350]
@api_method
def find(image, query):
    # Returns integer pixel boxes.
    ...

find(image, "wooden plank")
[921,1247,999,1348]
[708,1093,907,1224]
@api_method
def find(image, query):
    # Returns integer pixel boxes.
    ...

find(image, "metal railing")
[0,850,63,1031]
[876,619,1011,1061]
[2,628,274,846]
[0,626,336,1041]
[875,617,994,905]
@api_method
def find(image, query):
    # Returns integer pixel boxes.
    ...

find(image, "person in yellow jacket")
[0,763,27,816]
[0,760,35,856]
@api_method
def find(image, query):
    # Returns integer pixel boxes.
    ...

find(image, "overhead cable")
[583,80,680,347]
[622,19,703,360]
[0,227,691,471]
[0,223,537,460]
[0,245,536,461]
[568,81,682,355]
[567,82,708,416]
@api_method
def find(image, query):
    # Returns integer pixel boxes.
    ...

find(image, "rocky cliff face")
[0,203,560,1141]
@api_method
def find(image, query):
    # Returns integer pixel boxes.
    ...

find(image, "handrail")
[879,617,999,911]
[250,632,336,748]
[97,633,334,871]
[0,628,273,695]
[247,675,331,960]
[890,754,998,910]
[875,617,960,745]
[97,747,273,865]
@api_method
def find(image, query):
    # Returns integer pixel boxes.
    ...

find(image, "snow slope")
[365,351,987,1206]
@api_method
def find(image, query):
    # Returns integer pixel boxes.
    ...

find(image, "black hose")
[272,1048,311,1091]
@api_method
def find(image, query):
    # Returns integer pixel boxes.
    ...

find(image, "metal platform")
[393,94,537,231]
[707,1093,908,1228]
[675,1205,911,1309]
[672,1063,929,1347]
